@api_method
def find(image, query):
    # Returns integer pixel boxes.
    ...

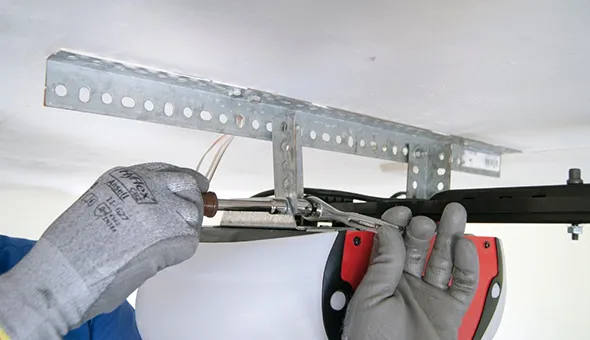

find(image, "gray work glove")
[0,163,208,340]
[343,203,479,340]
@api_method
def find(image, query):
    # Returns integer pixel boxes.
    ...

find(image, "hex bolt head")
[567,224,583,241]
[229,88,242,97]
[567,168,583,185]
[414,149,426,158]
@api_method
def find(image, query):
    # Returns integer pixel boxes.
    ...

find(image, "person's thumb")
[353,207,409,306]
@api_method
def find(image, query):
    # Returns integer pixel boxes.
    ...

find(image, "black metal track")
[328,184,590,224]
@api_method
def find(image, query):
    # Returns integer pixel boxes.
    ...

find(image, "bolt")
[414,149,426,158]
[484,241,491,249]
[229,88,242,97]
[567,168,583,185]
[353,236,361,246]
[567,224,583,241]
[248,95,261,103]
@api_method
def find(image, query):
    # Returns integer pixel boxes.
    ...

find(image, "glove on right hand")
[343,203,479,340]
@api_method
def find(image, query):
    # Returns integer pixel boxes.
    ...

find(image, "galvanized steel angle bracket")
[406,144,452,199]
[43,49,517,199]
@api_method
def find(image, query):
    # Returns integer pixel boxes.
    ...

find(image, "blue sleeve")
[0,235,142,340]
[87,301,142,339]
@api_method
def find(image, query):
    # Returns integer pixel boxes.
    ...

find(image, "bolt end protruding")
[567,168,583,185]
[567,224,583,241]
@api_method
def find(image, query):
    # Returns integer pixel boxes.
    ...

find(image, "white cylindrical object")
[135,232,338,340]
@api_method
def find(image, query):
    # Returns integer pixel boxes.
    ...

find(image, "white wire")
[206,136,234,180]
[196,134,229,172]
[196,134,234,182]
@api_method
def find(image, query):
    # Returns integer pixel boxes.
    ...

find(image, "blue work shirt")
[0,235,142,340]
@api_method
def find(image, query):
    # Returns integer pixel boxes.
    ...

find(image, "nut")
[567,225,583,235]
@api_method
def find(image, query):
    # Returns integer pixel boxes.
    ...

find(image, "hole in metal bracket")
[412,181,418,189]
[348,136,354,148]
[165,103,174,116]
[437,182,445,191]
[392,146,398,155]
[200,110,212,121]
[78,87,90,103]
[336,135,342,144]
[55,84,67,97]
[322,133,331,142]
[310,131,317,140]
[144,100,154,111]
[360,140,366,148]
[101,93,113,104]
[219,114,228,124]
[439,153,445,161]
[412,166,419,174]
[437,168,446,176]
[252,120,260,130]
[266,122,273,132]
[121,96,136,108]
[183,107,193,118]
[403,147,409,156]
[236,114,245,128]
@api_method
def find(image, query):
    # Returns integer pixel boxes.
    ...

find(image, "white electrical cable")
[206,136,234,180]
[197,134,234,182]
[196,135,228,172]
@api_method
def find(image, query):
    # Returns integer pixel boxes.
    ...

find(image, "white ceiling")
[1,0,590,193]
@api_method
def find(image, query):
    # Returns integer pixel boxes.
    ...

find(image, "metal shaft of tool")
[217,198,290,214]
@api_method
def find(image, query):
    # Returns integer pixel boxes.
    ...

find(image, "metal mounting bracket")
[44,50,518,200]
[406,144,452,199]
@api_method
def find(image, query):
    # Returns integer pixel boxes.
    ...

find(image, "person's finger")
[158,171,205,228]
[403,216,437,278]
[171,167,210,192]
[174,199,204,230]
[424,203,467,290]
[135,162,176,172]
[381,206,413,227]
[354,224,406,305]
[448,237,479,304]
[373,206,412,259]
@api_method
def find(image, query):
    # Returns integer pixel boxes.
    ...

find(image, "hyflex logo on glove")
[108,168,157,204]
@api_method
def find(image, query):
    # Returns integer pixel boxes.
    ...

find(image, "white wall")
[0,148,589,339]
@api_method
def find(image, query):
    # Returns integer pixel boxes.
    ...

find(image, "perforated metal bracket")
[272,113,303,211]
[44,50,518,200]
[406,144,452,199]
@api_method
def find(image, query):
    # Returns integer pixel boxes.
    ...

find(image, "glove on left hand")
[0,163,208,340]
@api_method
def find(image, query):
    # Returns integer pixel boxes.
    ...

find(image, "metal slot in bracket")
[44,50,518,201]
